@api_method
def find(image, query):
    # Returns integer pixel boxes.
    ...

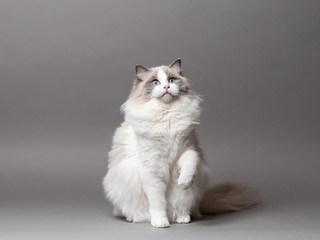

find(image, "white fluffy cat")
[103,59,259,228]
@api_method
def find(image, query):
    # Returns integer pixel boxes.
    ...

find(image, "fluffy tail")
[199,182,260,214]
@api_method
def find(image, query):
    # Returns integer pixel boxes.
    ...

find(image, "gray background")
[1,0,319,239]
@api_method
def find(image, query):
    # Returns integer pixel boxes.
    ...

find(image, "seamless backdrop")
[1,1,319,239]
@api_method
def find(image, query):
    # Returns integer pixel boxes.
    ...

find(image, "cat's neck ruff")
[122,95,202,138]
[123,95,201,122]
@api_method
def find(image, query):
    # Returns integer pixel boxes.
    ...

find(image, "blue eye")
[168,78,175,84]
[152,79,160,85]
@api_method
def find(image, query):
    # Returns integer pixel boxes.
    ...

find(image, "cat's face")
[130,59,190,103]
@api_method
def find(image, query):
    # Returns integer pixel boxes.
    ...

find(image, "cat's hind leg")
[168,149,203,224]
[168,186,198,224]
[103,157,150,224]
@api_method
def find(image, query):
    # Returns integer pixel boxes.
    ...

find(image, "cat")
[103,59,259,228]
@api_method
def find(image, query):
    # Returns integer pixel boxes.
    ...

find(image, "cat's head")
[129,59,191,103]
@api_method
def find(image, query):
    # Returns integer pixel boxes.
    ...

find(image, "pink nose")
[164,85,170,90]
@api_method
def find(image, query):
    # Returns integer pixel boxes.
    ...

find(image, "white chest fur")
[122,96,201,167]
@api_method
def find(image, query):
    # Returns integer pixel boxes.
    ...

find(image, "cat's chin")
[160,93,176,103]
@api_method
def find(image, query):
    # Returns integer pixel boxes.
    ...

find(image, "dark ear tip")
[175,58,181,65]
[135,65,148,74]
[135,65,142,71]
[169,58,182,68]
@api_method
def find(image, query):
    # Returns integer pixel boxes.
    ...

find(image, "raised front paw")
[178,176,194,190]
[151,216,170,228]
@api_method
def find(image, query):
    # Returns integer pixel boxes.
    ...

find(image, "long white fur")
[103,71,208,227]
[103,65,259,228]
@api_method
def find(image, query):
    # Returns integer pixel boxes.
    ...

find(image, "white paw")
[151,216,170,228]
[178,177,194,190]
[175,215,191,224]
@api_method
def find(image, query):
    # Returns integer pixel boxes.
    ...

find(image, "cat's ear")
[135,65,148,75]
[169,58,182,74]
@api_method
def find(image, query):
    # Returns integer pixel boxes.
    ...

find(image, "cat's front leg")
[177,149,199,190]
[140,168,170,228]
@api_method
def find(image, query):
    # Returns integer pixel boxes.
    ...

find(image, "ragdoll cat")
[103,59,259,228]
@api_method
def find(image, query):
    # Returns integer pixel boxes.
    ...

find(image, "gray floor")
[1,199,319,240]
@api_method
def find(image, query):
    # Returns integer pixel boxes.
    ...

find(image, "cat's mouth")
[162,92,172,97]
